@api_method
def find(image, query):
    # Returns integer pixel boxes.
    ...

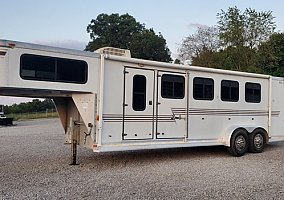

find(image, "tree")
[258,33,284,76]
[179,7,276,73]
[217,7,275,49]
[3,99,55,114]
[217,7,276,71]
[178,26,220,65]
[86,13,172,62]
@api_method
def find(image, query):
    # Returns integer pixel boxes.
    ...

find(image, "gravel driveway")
[0,118,283,199]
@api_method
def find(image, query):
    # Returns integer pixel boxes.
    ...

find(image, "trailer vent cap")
[95,47,131,58]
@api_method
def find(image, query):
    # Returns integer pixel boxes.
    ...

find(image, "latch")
[84,123,93,144]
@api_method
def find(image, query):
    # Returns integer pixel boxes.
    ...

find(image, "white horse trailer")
[0,39,284,164]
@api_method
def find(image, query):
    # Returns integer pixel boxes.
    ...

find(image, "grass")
[5,112,58,121]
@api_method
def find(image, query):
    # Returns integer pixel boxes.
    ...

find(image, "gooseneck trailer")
[0,39,284,164]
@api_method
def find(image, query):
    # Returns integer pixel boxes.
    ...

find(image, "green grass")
[5,112,58,121]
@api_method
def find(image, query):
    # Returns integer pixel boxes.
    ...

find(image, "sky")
[1,0,284,105]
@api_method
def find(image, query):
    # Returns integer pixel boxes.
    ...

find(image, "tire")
[228,129,249,156]
[248,129,266,153]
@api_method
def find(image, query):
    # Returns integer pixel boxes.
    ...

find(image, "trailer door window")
[193,77,214,100]
[161,74,185,99]
[132,75,146,111]
[245,82,261,103]
[221,80,239,102]
[20,54,87,84]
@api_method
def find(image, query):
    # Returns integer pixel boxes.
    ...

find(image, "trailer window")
[245,82,261,103]
[132,75,146,111]
[221,80,239,102]
[161,74,185,99]
[20,54,87,84]
[193,77,214,100]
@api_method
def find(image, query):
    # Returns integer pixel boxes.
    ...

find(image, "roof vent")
[95,47,131,58]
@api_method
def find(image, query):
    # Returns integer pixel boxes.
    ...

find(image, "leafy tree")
[216,7,275,71]
[258,33,284,76]
[178,26,220,65]
[86,13,172,62]
[3,99,55,114]
[217,7,275,49]
[179,7,276,74]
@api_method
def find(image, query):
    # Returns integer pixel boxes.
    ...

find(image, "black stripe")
[103,109,280,122]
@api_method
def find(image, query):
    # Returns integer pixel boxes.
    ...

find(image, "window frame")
[20,54,88,84]
[245,82,261,103]
[161,74,185,99]
[193,77,214,101]
[221,80,239,102]
[132,75,147,111]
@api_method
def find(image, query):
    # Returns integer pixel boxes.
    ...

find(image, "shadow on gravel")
[77,145,230,169]
[265,142,284,151]
[75,141,284,169]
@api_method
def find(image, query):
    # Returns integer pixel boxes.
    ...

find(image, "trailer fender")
[222,126,259,147]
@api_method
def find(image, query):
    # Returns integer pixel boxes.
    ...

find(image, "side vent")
[95,47,131,58]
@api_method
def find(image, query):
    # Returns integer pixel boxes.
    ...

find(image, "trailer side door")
[123,67,155,140]
[156,71,188,139]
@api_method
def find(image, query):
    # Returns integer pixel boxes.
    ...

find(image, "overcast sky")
[1,0,284,105]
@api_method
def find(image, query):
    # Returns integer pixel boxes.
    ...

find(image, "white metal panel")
[123,67,155,140]
[271,79,284,139]
[2,47,99,95]
[101,60,125,143]
[156,71,187,139]
[188,71,269,141]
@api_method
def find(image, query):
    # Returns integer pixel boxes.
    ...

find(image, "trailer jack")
[70,139,78,165]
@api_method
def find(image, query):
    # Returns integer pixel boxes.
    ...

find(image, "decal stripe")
[103,108,280,122]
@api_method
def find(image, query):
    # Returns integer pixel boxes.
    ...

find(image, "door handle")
[149,101,152,105]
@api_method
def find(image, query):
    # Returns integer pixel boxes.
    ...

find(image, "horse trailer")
[0,39,284,164]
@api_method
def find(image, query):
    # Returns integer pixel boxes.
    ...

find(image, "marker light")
[0,41,15,48]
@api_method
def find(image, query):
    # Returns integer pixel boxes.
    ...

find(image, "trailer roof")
[0,39,275,80]
[106,54,271,79]
[0,39,100,58]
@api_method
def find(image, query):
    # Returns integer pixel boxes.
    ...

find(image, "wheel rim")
[254,133,264,149]
[235,135,246,152]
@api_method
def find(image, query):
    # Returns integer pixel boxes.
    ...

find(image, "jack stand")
[70,140,78,165]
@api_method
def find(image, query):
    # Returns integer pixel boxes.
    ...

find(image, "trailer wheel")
[228,129,249,156]
[248,129,266,153]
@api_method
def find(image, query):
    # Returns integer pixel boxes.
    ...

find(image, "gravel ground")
[0,118,284,200]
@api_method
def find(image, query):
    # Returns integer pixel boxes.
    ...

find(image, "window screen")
[20,54,87,84]
[132,75,146,111]
[221,80,239,102]
[193,77,214,100]
[161,74,185,99]
[245,82,261,103]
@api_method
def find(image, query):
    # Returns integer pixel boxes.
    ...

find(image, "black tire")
[228,129,249,156]
[248,129,266,153]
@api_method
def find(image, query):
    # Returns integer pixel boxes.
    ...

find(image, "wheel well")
[232,128,248,135]
[228,128,249,145]
[224,127,268,147]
